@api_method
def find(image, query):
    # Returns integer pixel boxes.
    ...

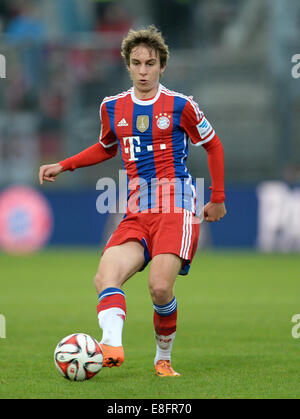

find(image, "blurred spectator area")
[0,0,300,187]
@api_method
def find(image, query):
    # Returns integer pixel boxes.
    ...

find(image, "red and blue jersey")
[99,83,217,215]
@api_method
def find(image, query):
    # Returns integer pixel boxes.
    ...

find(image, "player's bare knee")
[149,281,173,305]
[94,260,129,293]
[93,271,103,290]
[94,271,105,294]
[94,271,121,293]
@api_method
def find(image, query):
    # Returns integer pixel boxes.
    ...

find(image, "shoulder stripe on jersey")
[161,87,202,121]
[99,90,132,117]
[102,89,132,104]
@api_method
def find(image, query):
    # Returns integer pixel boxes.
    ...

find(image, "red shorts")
[103,209,200,275]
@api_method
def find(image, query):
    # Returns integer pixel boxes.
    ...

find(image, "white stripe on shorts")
[180,209,193,260]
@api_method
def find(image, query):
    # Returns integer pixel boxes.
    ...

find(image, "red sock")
[153,310,177,336]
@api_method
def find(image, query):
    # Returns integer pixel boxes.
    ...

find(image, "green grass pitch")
[1,249,300,399]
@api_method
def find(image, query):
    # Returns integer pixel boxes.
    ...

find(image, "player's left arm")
[201,135,226,222]
[180,98,226,222]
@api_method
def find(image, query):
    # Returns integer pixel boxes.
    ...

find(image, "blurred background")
[0,0,300,254]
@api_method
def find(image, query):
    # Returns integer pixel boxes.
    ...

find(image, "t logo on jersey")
[123,136,141,161]
[136,115,149,133]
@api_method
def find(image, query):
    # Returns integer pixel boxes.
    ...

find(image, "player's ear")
[126,57,131,72]
[126,63,132,77]
[160,65,166,77]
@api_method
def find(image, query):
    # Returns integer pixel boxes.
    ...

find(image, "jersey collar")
[131,83,162,106]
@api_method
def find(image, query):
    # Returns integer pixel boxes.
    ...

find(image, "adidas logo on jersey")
[117,118,128,127]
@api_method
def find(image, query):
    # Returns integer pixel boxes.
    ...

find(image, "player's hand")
[39,163,63,185]
[203,202,226,222]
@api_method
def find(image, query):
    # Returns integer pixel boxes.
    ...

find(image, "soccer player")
[39,25,226,377]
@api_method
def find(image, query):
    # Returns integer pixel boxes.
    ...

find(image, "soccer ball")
[54,333,103,381]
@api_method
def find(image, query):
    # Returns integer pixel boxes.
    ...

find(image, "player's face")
[128,44,165,99]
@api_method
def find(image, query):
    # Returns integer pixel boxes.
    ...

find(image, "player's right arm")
[39,100,118,185]
[39,162,63,185]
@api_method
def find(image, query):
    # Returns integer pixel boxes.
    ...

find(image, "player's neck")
[133,84,160,100]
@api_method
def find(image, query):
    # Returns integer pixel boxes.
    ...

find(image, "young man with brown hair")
[39,25,226,377]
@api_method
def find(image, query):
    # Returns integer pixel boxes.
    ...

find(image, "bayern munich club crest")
[156,113,171,130]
